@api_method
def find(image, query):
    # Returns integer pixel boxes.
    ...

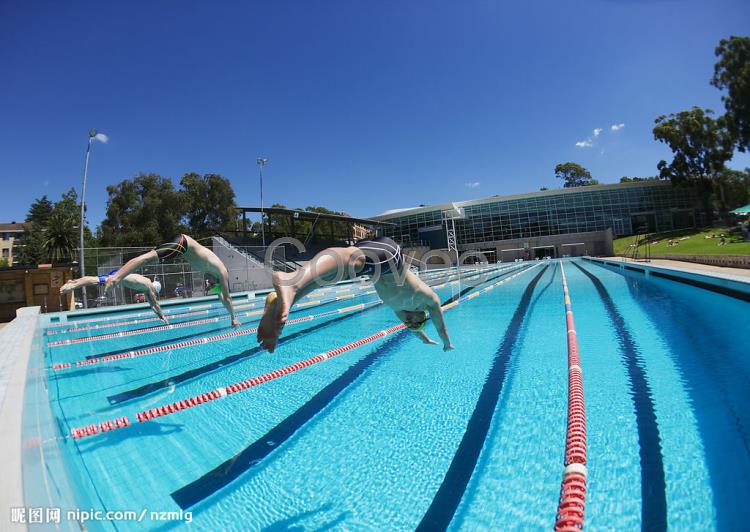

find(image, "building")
[0,222,26,267]
[372,181,705,261]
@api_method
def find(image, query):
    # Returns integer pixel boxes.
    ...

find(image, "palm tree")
[43,210,77,263]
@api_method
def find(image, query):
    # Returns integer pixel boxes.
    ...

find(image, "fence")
[75,242,287,309]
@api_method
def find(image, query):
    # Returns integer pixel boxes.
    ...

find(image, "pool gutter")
[584,257,750,299]
[0,306,39,531]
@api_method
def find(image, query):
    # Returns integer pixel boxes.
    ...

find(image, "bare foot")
[232,318,241,329]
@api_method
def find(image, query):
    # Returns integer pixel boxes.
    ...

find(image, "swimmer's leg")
[217,273,240,328]
[257,247,365,352]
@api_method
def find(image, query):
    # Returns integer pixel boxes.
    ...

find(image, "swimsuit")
[98,269,119,285]
[155,234,188,261]
[353,237,403,276]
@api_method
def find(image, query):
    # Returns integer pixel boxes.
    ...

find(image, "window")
[2,233,8,241]
[1,249,8,258]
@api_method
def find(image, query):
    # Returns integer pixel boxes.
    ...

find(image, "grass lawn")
[613,226,750,256]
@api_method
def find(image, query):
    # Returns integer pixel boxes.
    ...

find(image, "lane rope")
[554,261,588,531]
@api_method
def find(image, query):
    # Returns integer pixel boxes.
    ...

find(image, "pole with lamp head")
[79,129,106,308]
[256,157,269,248]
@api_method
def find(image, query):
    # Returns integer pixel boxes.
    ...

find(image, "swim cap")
[153,280,162,294]
[210,284,222,295]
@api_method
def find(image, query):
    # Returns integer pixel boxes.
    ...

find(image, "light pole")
[256,157,268,248]
[79,129,98,309]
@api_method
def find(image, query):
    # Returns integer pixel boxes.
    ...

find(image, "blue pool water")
[40,259,749,530]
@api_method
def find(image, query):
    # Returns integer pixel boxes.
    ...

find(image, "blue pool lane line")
[572,262,667,532]
[170,331,410,509]
[169,265,533,509]
[415,265,548,530]
[103,267,514,405]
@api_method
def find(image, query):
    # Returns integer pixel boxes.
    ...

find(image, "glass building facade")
[374,181,704,248]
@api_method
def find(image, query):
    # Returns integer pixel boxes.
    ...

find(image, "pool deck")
[602,256,750,281]
[0,307,38,531]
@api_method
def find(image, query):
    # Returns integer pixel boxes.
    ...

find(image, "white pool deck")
[0,306,39,530]
[600,256,750,283]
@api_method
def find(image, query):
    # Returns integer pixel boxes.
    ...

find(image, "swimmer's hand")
[443,342,455,352]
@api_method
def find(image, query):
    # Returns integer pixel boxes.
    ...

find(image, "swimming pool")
[30,259,750,530]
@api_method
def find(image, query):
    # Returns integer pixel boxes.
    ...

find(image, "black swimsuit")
[353,237,404,276]
[154,234,188,261]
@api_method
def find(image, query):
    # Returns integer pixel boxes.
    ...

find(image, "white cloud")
[93,132,109,143]
[611,123,625,132]
[593,128,603,137]
[465,181,480,188]
[575,140,593,148]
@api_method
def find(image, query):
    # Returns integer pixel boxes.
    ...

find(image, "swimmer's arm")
[426,300,454,351]
[60,276,99,293]
[106,250,158,293]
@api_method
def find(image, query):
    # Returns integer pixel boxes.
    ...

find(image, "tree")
[180,173,237,239]
[26,196,54,225]
[712,36,750,152]
[99,173,186,247]
[43,209,77,263]
[554,162,595,188]
[653,107,734,213]
[620,176,658,183]
[16,189,87,266]
[717,167,750,211]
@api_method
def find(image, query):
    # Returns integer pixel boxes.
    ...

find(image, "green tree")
[42,209,77,263]
[717,167,750,210]
[16,190,88,266]
[653,107,734,213]
[26,196,54,225]
[180,173,237,239]
[711,36,750,152]
[554,162,595,188]
[99,173,186,247]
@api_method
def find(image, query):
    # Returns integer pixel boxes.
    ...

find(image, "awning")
[730,204,750,215]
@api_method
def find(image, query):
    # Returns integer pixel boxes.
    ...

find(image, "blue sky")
[1,1,749,229]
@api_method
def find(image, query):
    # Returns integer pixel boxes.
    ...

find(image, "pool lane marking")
[51,301,379,371]
[554,261,588,531]
[52,265,502,368]
[572,261,667,531]
[170,331,412,509]
[46,280,375,333]
[169,264,532,509]
[100,266,522,405]
[67,264,538,440]
[104,302,384,405]
[47,290,379,347]
[46,301,261,336]
[415,265,548,531]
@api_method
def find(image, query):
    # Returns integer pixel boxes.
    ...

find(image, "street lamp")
[79,128,104,308]
[256,157,269,248]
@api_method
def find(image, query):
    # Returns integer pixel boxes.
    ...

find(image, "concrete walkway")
[603,256,750,280]
[0,307,39,531]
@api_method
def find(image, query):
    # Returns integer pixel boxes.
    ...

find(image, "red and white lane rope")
[554,261,588,531]
[52,301,380,371]
[68,263,537,439]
